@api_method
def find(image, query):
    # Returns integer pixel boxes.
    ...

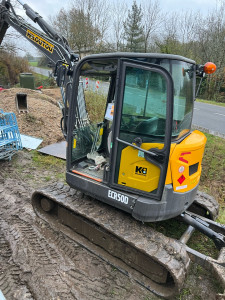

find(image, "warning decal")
[26,29,54,53]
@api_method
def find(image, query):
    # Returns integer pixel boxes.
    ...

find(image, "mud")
[0,152,158,300]
[0,151,222,300]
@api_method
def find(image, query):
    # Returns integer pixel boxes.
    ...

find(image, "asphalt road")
[30,66,52,77]
[192,101,225,137]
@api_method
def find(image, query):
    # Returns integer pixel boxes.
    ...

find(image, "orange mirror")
[203,62,216,74]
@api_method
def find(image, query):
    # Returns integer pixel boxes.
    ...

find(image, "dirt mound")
[0,88,63,146]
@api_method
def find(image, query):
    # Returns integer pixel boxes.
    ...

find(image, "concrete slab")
[21,134,43,149]
[38,141,66,159]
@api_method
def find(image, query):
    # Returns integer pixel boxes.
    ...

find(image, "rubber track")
[193,190,220,220]
[32,182,191,299]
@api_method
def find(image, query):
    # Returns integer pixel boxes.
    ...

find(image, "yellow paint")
[169,130,207,193]
[118,143,174,192]
[73,139,77,148]
[118,130,206,194]
[99,128,104,136]
[26,29,54,53]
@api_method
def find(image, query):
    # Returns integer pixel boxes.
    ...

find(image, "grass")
[199,132,225,234]
[33,72,49,80]
[31,150,65,168]
[29,61,38,67]
[23,114,39,124]
[196,98,225,107]
[30,150,66,183]
[188,232,218,258]
[200,133,225,204]
[56,172,66,181]
[44,176,52,181]
[177,288,191,299]
[149,218,187,240]
[29,61,51,70]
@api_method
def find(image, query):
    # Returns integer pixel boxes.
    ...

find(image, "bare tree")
[50,8,70,42]
[154,12,180,54]
[70,0,110,45]
[110,0,128,51]
[195,0,225,99]
[178,11,200,58]
[141,0,164,53]
[51,4,101,55]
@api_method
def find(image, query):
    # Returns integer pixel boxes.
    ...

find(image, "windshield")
[120,60,194,142]
[172,61,194,139]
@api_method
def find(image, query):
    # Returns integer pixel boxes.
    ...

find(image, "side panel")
[66,172,137,213]
[170,130,207,193]
[118,143,163,192]
[118,143,177,192]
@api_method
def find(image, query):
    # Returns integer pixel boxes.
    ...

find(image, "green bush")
[33,73,56,88]
[0,49,30,87]
[0,61,9,86]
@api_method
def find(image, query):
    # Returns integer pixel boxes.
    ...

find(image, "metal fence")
[0,109,22,160]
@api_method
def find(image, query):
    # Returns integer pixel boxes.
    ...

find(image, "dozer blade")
[180,208,225,298]
[185,245,225,298]
[31,182,190,299]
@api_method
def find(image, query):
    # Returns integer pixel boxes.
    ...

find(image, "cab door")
[110,60,174,201]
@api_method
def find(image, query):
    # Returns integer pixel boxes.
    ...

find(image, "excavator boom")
[0,0,78,65]
[0,0,79,135]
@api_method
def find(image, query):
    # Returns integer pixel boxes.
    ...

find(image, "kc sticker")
[135,166,147,176]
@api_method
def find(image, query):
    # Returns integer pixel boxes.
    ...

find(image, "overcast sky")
[11,0,218,56]
[19,0,216,18]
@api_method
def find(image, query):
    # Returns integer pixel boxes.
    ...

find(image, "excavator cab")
[66,53,206,222]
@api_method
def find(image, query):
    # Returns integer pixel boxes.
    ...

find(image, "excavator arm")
[0,0,79,136]
[0,0,78,66]
[0,3,8,44]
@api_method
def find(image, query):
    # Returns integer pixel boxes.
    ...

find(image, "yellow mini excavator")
[0,0,224,298]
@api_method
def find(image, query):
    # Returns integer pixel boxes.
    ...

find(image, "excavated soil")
[0,88,223,300]
[0,88,63,146]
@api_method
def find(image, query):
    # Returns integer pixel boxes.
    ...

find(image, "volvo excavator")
[0,0,225,298]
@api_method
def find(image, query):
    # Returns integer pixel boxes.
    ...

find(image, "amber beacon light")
[203,62,217,74]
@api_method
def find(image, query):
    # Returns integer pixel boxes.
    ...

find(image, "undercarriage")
[32,183,225,299]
